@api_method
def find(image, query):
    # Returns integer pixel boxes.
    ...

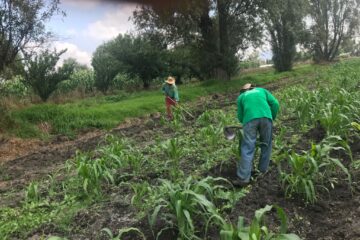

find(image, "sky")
[47,0,137,67]
[47,0,271,67]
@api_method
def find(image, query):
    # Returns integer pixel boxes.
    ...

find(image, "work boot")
[232,178,250,188]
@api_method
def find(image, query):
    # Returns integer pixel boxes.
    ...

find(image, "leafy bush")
[56,69,95,94]
[113,73,142,91]
[23,49,75,101]
[0,75,28,97]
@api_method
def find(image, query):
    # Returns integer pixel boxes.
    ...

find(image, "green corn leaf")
[83,178,88,193]
[118,227,146,239]
[275,206,288,234]
[101,228,114,238]
[237,216,245,230]
[150,204,165,228]
[238,231,250,240]
[183,209,194,232]
[220,230,234,240]
[254,205,272,221]
[277,233,302,240]
[48,237,68,240]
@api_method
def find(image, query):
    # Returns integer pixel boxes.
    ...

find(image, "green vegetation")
[279,136,351,204]
[0,60,359,239]
[213,205,300,240]
[4,64,316,138]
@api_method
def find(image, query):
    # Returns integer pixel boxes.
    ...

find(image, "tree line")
[0,0,359,101]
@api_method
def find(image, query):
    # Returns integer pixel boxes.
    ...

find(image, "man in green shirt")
[162,76,179,120]
[234,83,279,186]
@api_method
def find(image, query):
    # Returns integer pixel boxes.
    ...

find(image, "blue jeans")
[237,118,273,182]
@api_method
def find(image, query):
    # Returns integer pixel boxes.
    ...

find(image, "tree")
[263,0,308,71]
[63,58,88,72]
[23,49,74,101]
[0,0,62,73]
[110,34,165,89]
[133,0,263,80]
[92,42,121,93]
[309,0,360,62]
[0,53,25,80]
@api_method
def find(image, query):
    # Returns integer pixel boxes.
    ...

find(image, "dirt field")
[1,77,359,240]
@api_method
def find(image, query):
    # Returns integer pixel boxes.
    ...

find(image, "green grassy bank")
[3,64,318,138]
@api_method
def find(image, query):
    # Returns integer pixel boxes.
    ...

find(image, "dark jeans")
[237,118,273,182]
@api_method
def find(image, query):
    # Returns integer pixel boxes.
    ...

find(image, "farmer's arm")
[265,90,279,120]
[161,84,166,94]
[237,95,244,123]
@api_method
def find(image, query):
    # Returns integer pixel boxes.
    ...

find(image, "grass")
[4,64,318,138]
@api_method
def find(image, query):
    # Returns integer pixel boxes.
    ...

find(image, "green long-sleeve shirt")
[162,83,179,101]
[237,87,279,125]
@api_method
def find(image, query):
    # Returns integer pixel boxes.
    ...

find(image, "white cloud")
[83,4,136,41]
[53,41,92,67]
[61,0,101,9]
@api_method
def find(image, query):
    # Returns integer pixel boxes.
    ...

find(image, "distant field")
[3,63,318,138]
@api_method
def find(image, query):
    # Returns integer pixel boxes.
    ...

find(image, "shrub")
[23,49,74,101]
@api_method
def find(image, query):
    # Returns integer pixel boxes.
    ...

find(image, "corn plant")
[279,152,318,204]
[101,227,145,240]
[73,152,115,197]
[196,109,235,127]
[199,124,223,147]
[161,138,184,179]
[279,136,351,204]
[170,107,185,130]
[149,176,240,240]
[25,182,40,203]
[208,205,300,240]
[128,181,153,213]
[196,110,212,126]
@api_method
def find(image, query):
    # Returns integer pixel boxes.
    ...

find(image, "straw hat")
[241,83,252,90]
[166,76,175,85]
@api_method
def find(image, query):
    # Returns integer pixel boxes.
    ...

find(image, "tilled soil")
[2,75,358,240]
[211,160,360,240]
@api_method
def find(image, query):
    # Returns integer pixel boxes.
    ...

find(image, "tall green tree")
[0,0,62,73]
[309,0,360,62]
[92,42,121,94]
[23,49,74,101]
[133,0,263,80]
[110,34,165,89]
[263,0,308,72]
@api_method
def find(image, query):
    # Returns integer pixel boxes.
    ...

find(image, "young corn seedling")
[128,181,153,214]
[150,176,235,240]
[74,152,115,197]
[196,110,212,126]
[210,205,300,240]
[279,152,318,204]
[25,182,41,203]
[279,136,351,204]
[162,138,184,179]
[200,124,223,147]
